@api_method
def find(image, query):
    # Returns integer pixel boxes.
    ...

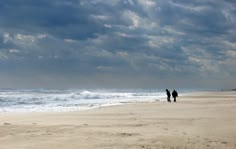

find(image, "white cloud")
[146,35,175,48]
[117,51,129,58]
[64,39,77,43]
[84,0,120,6]
[0,51,8,60]
[225,50,236,58]
[127,0,134,6]
[169,1,209,12]
[123,10,140,29]
[115,32,133,38]
[223,50,236,74]
[138,0,156,8]
[223,40,236,50]
[90,14,110,21]
[3,32,10,44]
[122,10,158,30]
[104,24,112,28]
[163,26,185,35]
[182,46,223,75]
[38,55,44,59]
[188,56,222,74]
[15,34,35,42]
[3,33,47,47]
[9,49,20,53]
[37,34,47,39]
[96,66,114,71]
[96,49,113,58]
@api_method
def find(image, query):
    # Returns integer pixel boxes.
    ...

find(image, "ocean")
[0,89,196,113]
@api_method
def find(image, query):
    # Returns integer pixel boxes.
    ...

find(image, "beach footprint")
[117,132,140,137]
[221,141,228,145]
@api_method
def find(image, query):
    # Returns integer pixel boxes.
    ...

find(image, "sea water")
[0,89,196,113]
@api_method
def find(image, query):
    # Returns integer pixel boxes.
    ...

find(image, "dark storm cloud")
[0,0,107,40]
[0,0,236,89]
[157,1,229,35]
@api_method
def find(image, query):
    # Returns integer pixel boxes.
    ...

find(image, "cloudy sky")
[0,0,236,89]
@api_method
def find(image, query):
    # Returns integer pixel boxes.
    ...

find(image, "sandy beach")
[0,91,236,149]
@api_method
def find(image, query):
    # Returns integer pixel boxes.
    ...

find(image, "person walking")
[166,89,171,102]
[172,89,178,102]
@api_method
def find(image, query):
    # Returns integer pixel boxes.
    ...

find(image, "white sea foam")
[0,89,196,113]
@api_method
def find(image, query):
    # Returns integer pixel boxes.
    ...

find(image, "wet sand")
[0,91,236,149]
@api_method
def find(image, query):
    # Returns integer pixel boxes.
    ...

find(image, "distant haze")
[0,0,236,89]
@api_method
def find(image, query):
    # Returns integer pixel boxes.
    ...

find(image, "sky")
[0,0,236,89]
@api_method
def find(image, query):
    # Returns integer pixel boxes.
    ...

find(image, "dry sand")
[0,91,236,149]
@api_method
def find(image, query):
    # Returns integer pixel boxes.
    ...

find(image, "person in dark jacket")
[172,89,178,102]
[166,89,171,102]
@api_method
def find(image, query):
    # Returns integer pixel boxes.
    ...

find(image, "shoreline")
[0,89,170,113]
[0,90,199,114]
[1,91,236,149]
